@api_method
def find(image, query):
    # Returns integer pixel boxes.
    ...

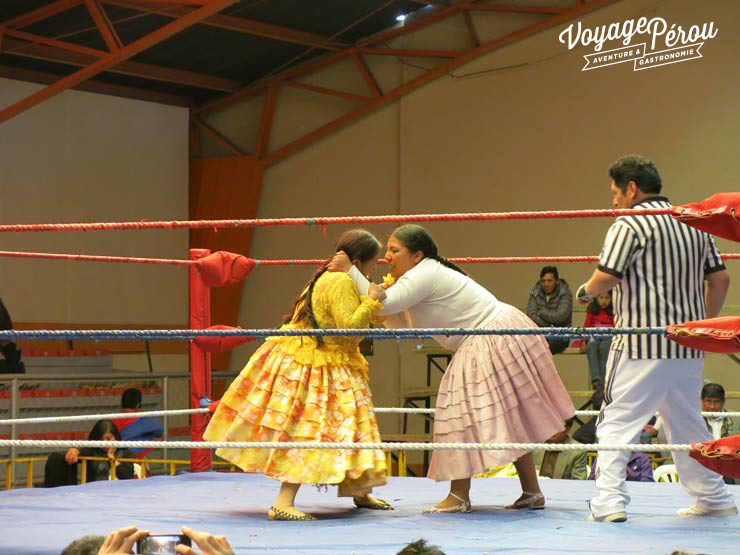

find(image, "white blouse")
[348,257,503,350]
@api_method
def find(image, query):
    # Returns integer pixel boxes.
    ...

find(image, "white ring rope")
[0,408,209,426]
[0,439,694,451]
[2,408,739,426]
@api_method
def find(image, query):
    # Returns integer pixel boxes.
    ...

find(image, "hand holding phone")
[136,535,191,555]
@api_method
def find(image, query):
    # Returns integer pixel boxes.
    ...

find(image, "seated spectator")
[44,419,135,487]
[701,382,738,484]
[0,297,25,374]
[590,451,654,482]
[89,525,234,555]
[526,266,573,355]
[534,419,589,480]
[397,539,446,555]
[113,387,164,458]
[575,291,614,390]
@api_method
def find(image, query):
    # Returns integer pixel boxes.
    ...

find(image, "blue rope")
[0,327,665,341]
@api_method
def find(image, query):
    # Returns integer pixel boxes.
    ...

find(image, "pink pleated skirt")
[428,304,575,481]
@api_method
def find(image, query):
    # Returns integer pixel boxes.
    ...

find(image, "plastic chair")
[654,464,679,483]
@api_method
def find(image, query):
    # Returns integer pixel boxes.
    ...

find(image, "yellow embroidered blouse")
[271,272,382,378]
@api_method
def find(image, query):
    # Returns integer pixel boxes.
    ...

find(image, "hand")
[327,251,351,272]
[367,282,386,302]
[107,448,116,460]
[66,447,80,464]
[176,526,234,555]
[576,283,594,305]
[97,526,149,555]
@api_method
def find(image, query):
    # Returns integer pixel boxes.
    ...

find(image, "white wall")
[0,79,189,372]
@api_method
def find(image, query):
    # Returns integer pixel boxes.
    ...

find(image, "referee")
[577,155,736,522]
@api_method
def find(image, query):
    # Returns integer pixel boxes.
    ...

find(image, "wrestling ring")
[1,197,740,555]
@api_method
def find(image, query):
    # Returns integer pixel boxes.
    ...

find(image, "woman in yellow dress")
[203,229,390,521]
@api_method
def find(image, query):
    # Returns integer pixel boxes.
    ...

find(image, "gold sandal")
[505,491,545,510]
[353,496,394,510]
[268,506,318,521]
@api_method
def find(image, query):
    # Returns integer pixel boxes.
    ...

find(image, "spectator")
[702,383,738,439]
[701,383,738,484]
[534,419,589,480]
[60,535,105,555]
[0,297,25,374]
[44,419,135,487]
[397,539,446,555]
[527,266,573,355]
[93,525,234,555]
[113,388,164,458]
[577,291,615,390]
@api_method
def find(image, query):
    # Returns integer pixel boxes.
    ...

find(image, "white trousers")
[589,351,735,517]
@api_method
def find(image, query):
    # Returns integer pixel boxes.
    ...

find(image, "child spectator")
[578,291,614,390]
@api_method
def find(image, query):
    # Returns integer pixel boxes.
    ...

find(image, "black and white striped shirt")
[598,197,725,359]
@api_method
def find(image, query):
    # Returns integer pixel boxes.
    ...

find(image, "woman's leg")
[269,481,311,518]
[508,453,545,508]
[431,478,471,508]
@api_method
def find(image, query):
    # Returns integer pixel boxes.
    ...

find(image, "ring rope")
[0,327,665,341]
[3,408,739,427]
[3,250,738,266]
[0,439,694,452]
[0,208,674,234]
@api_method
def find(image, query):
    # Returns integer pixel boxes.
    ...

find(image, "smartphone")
[136,535,191,555]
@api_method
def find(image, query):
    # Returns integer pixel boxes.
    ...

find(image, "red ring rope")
[0,208,673,233]
[1,251,738,266]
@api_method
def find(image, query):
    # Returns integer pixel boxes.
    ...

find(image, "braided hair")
[283,229,382,344]
[391,224,466,276]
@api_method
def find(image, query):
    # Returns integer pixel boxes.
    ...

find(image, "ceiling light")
[396,14,407,22]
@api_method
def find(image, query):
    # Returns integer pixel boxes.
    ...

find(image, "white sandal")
[423,492,472,514]
[506,491,545,510]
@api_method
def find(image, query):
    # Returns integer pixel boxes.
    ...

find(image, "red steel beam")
[0,0,239,124]
[469,5,566,14]
[102,0,347,50]
[255,83,278,160]
[84,0,124,51]
[4,29,104,57]
[262,0,620,166]
[2,36,239,93]
[462,9,481,48]
[0,64,195,107]
[0,0,82,30]
[190,116,245,155]
[283,81,371,104]
[356,47,459,58]
[350,52,382,98]
[194,0,402,116]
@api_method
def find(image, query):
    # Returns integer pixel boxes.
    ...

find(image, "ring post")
[189,248,212,471]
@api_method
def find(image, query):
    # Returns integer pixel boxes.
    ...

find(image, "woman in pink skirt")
[331,224,574,513]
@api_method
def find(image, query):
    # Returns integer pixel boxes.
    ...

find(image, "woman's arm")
[347,264,433,315]
[327,276,383,329]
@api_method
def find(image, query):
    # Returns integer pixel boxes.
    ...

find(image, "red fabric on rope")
[665,316,740,353]
[690,435,740,479]
[673,193,740,243]
[194,251,255,287]
[192,325,256,352]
